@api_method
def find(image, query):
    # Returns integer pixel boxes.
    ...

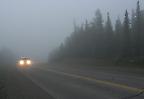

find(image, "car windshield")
[0,0,144,99]
[21,58,30,60]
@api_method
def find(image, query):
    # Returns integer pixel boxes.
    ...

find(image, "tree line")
[49,1,144,64]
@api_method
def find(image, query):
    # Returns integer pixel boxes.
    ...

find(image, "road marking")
[35,67,143,93]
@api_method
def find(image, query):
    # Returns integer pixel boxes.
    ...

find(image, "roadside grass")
[49,57,144,67]
[48,58,144,75]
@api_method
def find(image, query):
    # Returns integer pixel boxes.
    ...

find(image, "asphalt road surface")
[6,67,54,99]
[6,64,144,99]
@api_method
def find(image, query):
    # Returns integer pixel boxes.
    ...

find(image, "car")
[17,57,32,67]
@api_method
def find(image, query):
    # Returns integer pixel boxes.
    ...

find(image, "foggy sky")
[0,0,143,61]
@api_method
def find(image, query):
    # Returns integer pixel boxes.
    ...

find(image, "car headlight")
[19,60,24,65]
[26,60,31,65]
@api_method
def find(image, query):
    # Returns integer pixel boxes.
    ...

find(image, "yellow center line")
[36,67,143,93]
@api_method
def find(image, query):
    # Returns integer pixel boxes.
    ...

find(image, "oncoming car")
[17,57,32,67]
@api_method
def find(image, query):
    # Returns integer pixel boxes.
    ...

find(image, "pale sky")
[0,0,143,60]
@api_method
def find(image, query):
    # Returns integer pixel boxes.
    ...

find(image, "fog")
[0,0,143,61]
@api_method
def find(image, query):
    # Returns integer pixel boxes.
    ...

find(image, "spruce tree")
[123,10,131,57]
[105,12,114,57]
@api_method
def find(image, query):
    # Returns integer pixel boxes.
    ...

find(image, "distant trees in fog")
[49,1,144,64]
[0,48,16,65]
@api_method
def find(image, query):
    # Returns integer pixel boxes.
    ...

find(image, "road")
[5,64,144,99]
[5,66,54,99]
[12,64,144,99]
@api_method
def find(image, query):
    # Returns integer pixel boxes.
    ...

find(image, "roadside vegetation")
[0,64,7,99]
[0,48,16,99]
[49,1,144,67]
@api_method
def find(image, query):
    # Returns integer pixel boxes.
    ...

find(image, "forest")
[49,1,144,65]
